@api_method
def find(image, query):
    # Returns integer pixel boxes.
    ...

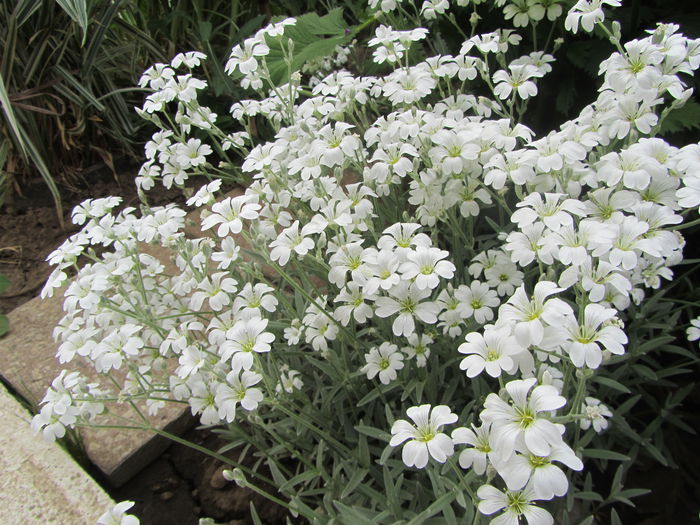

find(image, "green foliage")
[264,9,352,85]
[0,0,163,216]
[659,100,700,134]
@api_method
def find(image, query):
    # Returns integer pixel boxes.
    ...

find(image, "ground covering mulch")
[1,164,699,524]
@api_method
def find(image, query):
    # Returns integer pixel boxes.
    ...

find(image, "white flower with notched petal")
[562,303,627,368]
[458,325,524,378]
[498,281,574,347]
[221,317,274,372]
[452,423,496,475]
[481,378,566,457]
[477,483,553,525]
[215,370,264,423]
[401,332,433,367]
[454,280,500,325]
[361,342,404,384]
[688,317,700,341]
[399,246,456,290]
[201,195,261,237]
[493,441,584,500]
[580,396,613,432]
[390,404,458,468]
[375,281,440,337]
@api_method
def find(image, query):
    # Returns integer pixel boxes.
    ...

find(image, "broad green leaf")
[263,9,352,86]
[660,100,700,134]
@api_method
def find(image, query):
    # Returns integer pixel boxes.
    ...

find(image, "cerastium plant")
[34,1,700,523]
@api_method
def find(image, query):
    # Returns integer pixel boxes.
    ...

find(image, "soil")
[108,427,287,525]
[0,163,184,313]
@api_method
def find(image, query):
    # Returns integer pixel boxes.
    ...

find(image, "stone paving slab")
[0,381,114,523]
[0,289,192,486]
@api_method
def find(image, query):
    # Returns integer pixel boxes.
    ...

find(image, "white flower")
[390,404,458,468]
[225,38,270,75]
[222,317,275,372]
[186,179,221,207]
[215,370,264,423]
[452,423,496,475]
[201,195,261,237]
[494,442,584,499]
[477,484,553,525]
[98,501,140,525]
[429,129,480,175]
[580,397,612,432]
[498,281,574,347]
[375,282,440,337]
[276,367,303,394]
[688,317,700,341]
[607,216,660,270]
[171,51,206,69]
[481,378,566,457]
[378,223,432,256]
[562,303,627,368]
[212,236,240,269]
[334,282,375,326]
[232,283,278,315]
[269,221,315,266]
[493,65,539,100]
[361,342,405,384]
[399,246,456,290]
[176,138,212,168]
[459,325,524,378]
[454,281,500,325]
[190,272,238,312]
[511,193,587,232]
[565,0,621,34]
[402,333,433,367]
[484,261,524,297]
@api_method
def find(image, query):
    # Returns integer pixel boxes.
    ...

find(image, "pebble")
[209,466,229,489]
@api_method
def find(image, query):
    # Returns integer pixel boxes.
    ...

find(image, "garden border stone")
[0,381,114,523]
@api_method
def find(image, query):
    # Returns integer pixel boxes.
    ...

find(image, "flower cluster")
[34,1,700,523]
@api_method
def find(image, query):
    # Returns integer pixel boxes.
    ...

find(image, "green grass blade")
[55,0,89,45]
[17,124,63,225]
[0,72,27,156]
